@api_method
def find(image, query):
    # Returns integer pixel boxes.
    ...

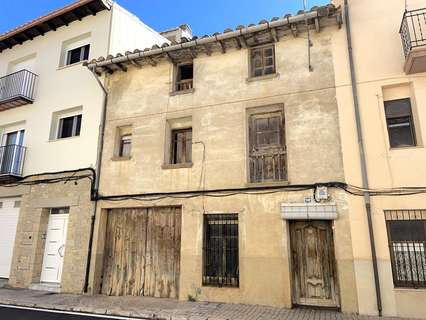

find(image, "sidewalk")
[0,287,414,320]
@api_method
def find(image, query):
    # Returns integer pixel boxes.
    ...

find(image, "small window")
[14,201,21,208]
[57,114,82,139]
[119,134,132,157]
[66,44,90,65]
[384,98,416,148]
[203,214,239,287]
[175,64,193,92]
[0,202,3,209]
[250,45,276,78]
[385,211,426,288]
[171,128,192,164]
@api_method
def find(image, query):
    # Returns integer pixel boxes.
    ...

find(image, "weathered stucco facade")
[88,11,359,312]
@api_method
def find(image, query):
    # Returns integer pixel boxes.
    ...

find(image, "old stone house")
[85,4,360,312]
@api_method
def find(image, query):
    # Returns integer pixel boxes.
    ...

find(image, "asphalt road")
[0,306,134,320]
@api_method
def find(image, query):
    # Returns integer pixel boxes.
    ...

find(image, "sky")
[0,0,330,37]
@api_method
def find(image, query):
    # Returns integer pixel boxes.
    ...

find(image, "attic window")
[175,63,193,92]
[250,45,276,78]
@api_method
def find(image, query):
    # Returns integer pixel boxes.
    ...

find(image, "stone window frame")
[112,125,133,161]
[162,116,193,169]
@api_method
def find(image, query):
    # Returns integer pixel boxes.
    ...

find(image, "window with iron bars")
[203,214,239,287]
[385,210,426,288]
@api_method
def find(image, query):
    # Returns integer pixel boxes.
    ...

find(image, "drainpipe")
[344,0,382,316]
[83,68,108,293]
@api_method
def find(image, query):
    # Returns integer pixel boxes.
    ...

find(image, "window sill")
[48,136,80,142]
[111,156,132,162]
[57,60,88,71]
[202,284,240,289]
[393,287,426,292]
[170,88,195,96]
[162,162,193,170]
[246,180,289,188]
[389,145,423,151]
[246,73,279,83]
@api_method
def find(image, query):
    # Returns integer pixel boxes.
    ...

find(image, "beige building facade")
[86,5,361,313]
[332,0,426,318]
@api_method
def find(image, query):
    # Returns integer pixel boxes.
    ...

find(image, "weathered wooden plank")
[290,221,339,307]
[102,206,181,298]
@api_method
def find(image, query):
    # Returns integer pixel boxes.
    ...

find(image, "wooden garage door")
[101,207,181,298]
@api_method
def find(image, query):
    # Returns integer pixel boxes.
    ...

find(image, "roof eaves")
[0,0,112,43]
[86,4,340,72]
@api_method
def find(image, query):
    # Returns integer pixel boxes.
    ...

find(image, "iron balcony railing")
[249,147,287,183]
[400,8,426,57]
[0,69,38,106]
[0,144,26,177]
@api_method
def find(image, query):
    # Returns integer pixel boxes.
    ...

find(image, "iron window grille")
[250,45,276,77]
[171,128,192,164]
[203,214,239,287]
[57,114,82,139]
[384,98,416,148]
[385,210,426,288]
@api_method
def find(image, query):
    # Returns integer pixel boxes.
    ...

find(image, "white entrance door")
[0,198,20,278]
[40,213,69,283]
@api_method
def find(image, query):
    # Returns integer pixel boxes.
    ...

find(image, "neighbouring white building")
[0,0,167,293]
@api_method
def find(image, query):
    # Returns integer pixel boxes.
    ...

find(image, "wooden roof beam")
[69,10,82,21]
[57,16,69,26]
[291,24,298,37]
[218,40,226,53]
[239,36,248,47]
[188,47,197,58]
[234,37,242,49]
[129,59,142,68]
[165,52,176,64]
[315,18,320,32]
[270,28,279,42]
[203,44,212,56]
[44,21,57,31]
[102,66,114,74]
[114,62,127,72]
[33,25,45,36]
[86,5,97,16]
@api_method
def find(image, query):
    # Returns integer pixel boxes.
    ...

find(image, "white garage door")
[0,198,20,278]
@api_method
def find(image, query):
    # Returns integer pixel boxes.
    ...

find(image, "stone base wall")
[2,169,94,294]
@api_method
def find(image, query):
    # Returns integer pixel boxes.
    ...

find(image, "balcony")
[400,8,426,74]
[0,69,38,111]
[0,144,26,183]
[249,147,287,184]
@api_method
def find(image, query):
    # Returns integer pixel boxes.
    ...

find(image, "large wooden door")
[101,207,181,298]
[290,221,339,308]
